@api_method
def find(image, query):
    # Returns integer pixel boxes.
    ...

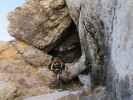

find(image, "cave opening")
[48,21,82,63]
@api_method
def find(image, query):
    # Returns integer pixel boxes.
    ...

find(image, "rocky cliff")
[0,40,83,100]
[1,0,133,100]
[1,0,82,99]
[66,0,133,100]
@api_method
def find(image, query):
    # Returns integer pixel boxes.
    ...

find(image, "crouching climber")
[48,57,68,88]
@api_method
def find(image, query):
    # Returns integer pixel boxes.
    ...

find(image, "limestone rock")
[65,0,133,99]
[65,0,81,25]
[8,0,72,51]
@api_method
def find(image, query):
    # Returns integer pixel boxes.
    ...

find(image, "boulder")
[0,41,54,99]
[0,41,82,99]
[0,40,52,67]
[8,0,72,51]
[11,40,52,67]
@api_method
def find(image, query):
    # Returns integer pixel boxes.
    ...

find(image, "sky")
[0,0,25,41]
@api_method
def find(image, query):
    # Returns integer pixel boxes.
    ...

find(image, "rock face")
[0,81,17,100]
[0,40,52,67]
[0,41,54,99]
[6,0,133,99]
[24,91,80,100]
[65,0,105,87]
[8,0,72,51]
[6,0,82,99]
[0,40,81,99]
[65,0,133,99]
[8,0,81,63]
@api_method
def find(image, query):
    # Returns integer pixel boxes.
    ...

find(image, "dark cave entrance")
[48,21,82,90]
[48,21,82,63]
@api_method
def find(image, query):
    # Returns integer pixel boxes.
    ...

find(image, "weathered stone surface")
[0,81,17,100]
[0,41,54,99]
[24,87,110,100]
[8,0,72,51]
[11,41,52,67]
[92,87,108,100]
[65,0,81,25]
[107,1,133,99]
[38,68,57,86]
[24,91,81,100]
[78,74,91,86]
[7,0,82,88]
[6,0,133,99]
[0,40,82,99]
[65,0,133,99]
[62,0,105,88]
[0,40,52,67]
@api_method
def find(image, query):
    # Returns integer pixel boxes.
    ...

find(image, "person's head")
[52,57,63,64]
